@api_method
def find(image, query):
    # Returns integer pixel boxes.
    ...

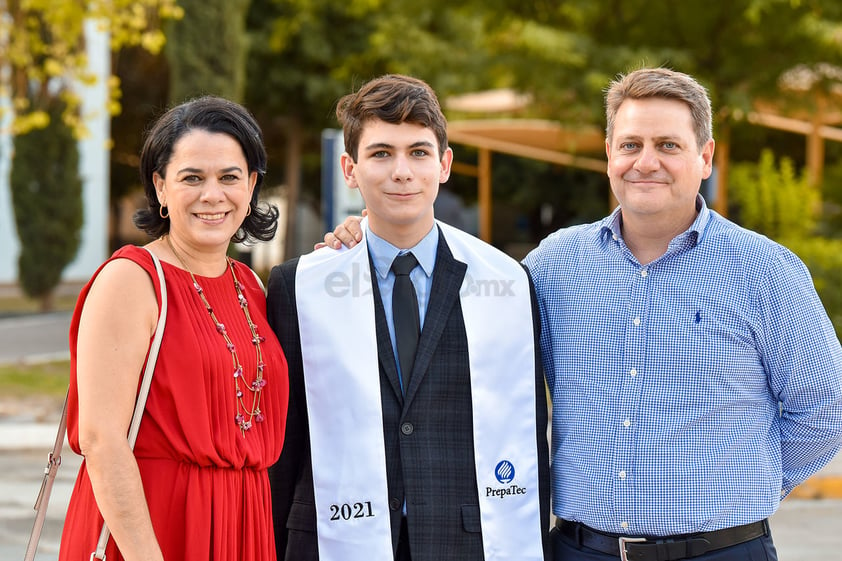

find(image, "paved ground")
[0,312,71,365]
[0,447,79,560]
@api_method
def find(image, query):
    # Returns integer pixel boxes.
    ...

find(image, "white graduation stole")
[295,219,543,561]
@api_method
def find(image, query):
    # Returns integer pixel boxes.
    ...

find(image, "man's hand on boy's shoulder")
[317,210,366,250]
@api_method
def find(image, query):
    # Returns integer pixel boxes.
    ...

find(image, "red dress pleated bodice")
[59,245,289,560]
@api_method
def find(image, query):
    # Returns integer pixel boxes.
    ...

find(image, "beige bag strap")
[24,391,70,561]
[23,247,168,561]
[91,247,167,560]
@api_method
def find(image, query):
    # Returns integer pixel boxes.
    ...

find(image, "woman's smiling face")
[154,129,256,253]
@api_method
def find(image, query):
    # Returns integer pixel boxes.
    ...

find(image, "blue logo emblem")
[495,460,515,484]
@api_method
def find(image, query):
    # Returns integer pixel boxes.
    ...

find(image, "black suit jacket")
[268,229,550,561]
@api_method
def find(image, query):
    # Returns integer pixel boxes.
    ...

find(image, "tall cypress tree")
[165,0,250,103]
[10,102,83,310]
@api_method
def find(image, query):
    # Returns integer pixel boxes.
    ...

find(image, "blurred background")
[0,0,841,334]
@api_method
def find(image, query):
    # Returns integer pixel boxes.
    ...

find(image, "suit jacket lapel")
[403,229,467,405]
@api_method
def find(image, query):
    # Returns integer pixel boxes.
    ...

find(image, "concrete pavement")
[0,312,71,365]
[0,448,78,561]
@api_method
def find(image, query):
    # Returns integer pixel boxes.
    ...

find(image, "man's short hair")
[605,67,713,152]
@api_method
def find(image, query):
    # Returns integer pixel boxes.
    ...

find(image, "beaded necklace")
[166,236,267,436]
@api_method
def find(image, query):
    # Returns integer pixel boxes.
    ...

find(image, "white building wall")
[0,88,18,284]
[64,19,109,280]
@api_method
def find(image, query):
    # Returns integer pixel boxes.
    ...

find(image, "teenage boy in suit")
[267,74,550,561]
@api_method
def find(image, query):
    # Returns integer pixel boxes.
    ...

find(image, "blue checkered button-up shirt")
[523,196,842,536]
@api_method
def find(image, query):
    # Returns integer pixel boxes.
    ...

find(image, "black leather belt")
[556,518,769,561]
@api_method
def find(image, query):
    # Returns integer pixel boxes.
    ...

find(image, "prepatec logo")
[495,460,515,484]
[487,460,527,500]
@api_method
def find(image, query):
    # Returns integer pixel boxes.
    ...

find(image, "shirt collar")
[367,223,439,280]
[601,194,711,246]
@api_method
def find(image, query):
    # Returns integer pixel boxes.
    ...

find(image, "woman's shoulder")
[74,245,159,335]
[94,246,158,291]
[77,245,154,290]
[111,244,155,267]
[81,245,162,311]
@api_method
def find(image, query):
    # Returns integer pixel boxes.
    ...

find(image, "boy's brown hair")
[336,74,448,161]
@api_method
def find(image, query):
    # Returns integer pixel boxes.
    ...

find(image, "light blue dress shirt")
[523,195,842,536]
[367,224,438,388]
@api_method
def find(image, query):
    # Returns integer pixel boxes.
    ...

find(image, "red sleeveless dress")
[58,245,289,560]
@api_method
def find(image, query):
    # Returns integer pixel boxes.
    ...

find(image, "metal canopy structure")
[446,119,607,242]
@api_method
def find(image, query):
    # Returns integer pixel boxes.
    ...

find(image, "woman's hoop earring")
[246,205,252,217]
[159,205,169,219]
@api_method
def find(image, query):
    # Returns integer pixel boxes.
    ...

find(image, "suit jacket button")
[389,498,401,511]
[401,422,414,435]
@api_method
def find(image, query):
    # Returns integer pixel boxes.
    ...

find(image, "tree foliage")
[244,0,500,254]
[165,0,250,103]
[819,157,842,237]
[729,149,842,337]
[7,0,842,266]
[10,101,82,309]
[244,0,842,234]
[246,0,490,127]
[0,0,182,135]
[469,0,842,128]
[109,46,169,207]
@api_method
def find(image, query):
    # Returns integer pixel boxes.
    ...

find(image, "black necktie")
[391,252,420,390]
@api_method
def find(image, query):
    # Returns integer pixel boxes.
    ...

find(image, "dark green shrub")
[729,149,817,239]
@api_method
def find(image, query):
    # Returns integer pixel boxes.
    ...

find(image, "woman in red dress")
[59,96,289,561]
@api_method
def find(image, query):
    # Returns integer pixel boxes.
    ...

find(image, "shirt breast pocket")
[674,303,763,394]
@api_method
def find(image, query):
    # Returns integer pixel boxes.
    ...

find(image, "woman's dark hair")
[133,96,279,242]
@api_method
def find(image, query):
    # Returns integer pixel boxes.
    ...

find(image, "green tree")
[243,0,842,256]
[10,102,83,311]
[165,0,251,103]
[819,157,842,237]
[109,45,170,248]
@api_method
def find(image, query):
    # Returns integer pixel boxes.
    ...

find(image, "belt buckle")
[618,536,647,561]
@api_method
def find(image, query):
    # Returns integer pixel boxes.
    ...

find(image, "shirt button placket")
[616,264,649,527]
